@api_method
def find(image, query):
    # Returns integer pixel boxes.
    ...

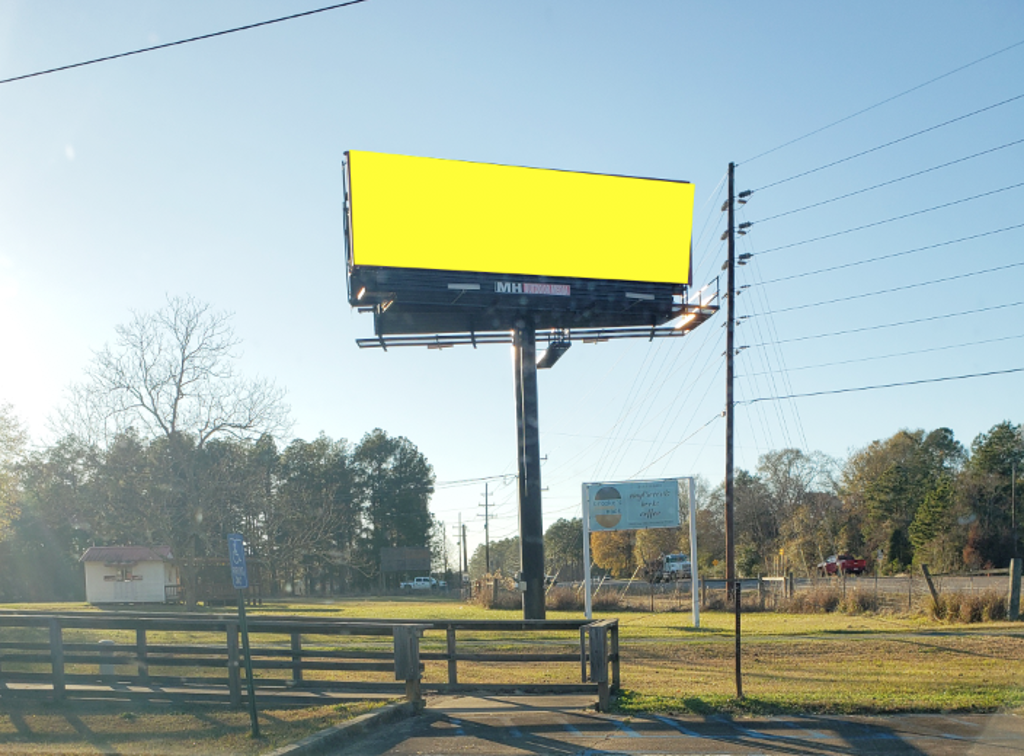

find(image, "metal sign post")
[228,533,260,739]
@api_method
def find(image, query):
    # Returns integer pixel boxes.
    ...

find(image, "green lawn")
[1,597,1022,753]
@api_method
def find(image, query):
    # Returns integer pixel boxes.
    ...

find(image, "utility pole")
[725,161,736,597]
[456,515,463,576]
[725,161,743,700]
[462,523,469,584]
[482,483,491,573]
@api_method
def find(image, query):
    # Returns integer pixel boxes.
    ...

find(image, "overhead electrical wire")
[757,260,1024,315]
[741,240,808,449]
[0,0,370,86]
[739,332,1024,377]
[751,138,1024,225]
[740,367,1024,404]
[751,92,1024,193]
[753,182,1024,257]
[756,223,1024,284]
[631,412,723,478]
[740,37,1024,165]
[748,300,1024,348]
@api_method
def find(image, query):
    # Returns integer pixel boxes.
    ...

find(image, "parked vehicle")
[400,576,438,590]
[644,553,692,582]
[816,554,867,576]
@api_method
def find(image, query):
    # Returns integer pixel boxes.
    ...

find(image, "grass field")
[1,597,1022,753]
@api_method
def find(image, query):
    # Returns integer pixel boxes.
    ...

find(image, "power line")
[751,138,1024,225]
[751,92,1024,193]
[753,182,1024,257]
[756,260,1024,315]
[740,367,1024,404]
[741,37,1024,165]
[0,1,370,86]
[756,223,1024,284]
[739,332,1024,377]
[747,300,1024,348]
[631,412,723,478]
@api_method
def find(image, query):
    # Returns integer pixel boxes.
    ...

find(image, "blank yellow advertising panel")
[347,151,693,285]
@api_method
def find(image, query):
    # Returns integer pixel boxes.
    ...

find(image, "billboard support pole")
[514,320,546,619]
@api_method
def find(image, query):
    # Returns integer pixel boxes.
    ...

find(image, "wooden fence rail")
[0,613,620,711]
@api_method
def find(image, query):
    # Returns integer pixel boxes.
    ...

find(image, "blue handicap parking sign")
[228,533,248,590]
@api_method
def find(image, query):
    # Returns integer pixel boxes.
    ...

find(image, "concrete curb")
[262,700,419,756]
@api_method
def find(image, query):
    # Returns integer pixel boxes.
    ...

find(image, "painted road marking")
[653,714,708,738]
[610,719,641,737]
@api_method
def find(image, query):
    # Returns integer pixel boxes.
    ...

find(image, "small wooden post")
[445,625,458,685]
[290,632,303,685]
[1009,558,1022,621]
[48,618,65,700]
[98,639,116,682]
[226,621,241,707]
[921,564,940,606]
[579,626,588,683]
[136,629,149,683]
[609,621,620,693]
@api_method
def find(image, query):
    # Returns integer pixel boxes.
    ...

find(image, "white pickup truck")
[400,576,438,591]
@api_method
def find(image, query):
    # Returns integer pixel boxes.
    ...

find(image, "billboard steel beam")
[514,320,546,620]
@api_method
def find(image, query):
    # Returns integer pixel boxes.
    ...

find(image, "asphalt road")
[328,694,1024,756]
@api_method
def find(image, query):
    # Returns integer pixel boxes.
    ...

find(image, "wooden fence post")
[226,621,241,707]
[290,632,303,685]
[445,625,458,685]
[48,618,65,700]
[136,628,149,684]
[393,626,423,710]
[588,624,609,712]
[1009,558,1022,621]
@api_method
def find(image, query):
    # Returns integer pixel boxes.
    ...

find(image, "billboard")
[344,151,696,335]
[380,547,432,573]
[583,479,681,531]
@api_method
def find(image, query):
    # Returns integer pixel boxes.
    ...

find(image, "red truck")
[816,554,867,576]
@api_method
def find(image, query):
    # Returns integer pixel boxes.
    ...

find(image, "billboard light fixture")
[357,286,366,300]
[626,292,655,301]
[674,313,697,330]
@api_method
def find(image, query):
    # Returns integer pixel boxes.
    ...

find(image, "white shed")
[80,546,178,604]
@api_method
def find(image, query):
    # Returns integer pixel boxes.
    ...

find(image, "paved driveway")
[329,695,1024,756]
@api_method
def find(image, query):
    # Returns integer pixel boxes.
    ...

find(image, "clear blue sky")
[1,1,1021,558]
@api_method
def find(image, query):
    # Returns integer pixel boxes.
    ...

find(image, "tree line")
[527,423,1021,580]
[0,296,435,606]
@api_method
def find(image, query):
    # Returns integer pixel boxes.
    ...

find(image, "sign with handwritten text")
[584,479,681,531]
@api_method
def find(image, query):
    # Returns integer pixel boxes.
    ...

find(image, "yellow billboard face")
[347,151,693,285]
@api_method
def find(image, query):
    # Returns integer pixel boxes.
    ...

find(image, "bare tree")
[56,295,290,608]
[58,295,290,447]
